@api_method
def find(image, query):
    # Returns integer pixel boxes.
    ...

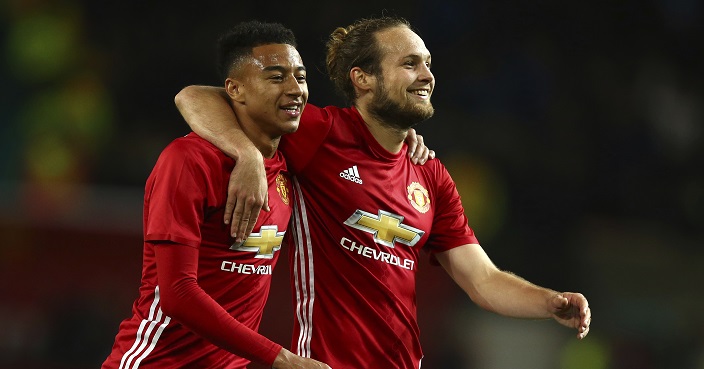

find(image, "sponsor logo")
[340,237,415,270]
[230,225,284,259]
[340,165,363,184]
[407,182,430,213]
[276,173,290,205]
[220,262,272,275]
[344,209,424,248]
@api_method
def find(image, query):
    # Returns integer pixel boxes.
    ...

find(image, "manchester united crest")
[276,174,290,205]
[407,182,430,213]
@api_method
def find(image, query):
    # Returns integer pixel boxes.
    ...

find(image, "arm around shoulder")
[175,84,268,241]
[175,85,259,161]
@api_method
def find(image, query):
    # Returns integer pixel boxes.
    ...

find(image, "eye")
[296,75,307,82]
[269,75,284,82]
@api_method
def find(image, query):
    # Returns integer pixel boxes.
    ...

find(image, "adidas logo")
[339,165,363,184]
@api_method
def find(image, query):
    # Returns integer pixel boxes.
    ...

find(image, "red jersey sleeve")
[144,137,219,247]
[279,104,333,174]
[154,243,281,365]
[425,160,479,254]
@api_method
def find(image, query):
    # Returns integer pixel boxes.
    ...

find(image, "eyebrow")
[262,65,307,73]
[404,53,431,60]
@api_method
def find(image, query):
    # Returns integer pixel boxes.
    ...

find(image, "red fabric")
[282,105,478,369]
[154,244,281,365]
[102,133,291,369]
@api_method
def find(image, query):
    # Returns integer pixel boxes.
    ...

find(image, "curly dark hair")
[217,21,297,81]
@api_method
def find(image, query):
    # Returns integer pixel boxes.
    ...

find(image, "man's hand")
[405,128,435,164]
[225,150,269,242]
[272,348,332,369]
[549,292,591,339]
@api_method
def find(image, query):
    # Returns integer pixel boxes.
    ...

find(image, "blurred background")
[1,0,702,368]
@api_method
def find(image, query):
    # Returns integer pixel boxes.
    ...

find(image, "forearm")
[156,244,281,365]
[437,244,558,319]
[164,279,281,364]
[472,269,558,319]
[175,85,260,161]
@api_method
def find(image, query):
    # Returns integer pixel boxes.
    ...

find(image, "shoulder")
[161,133,225,161]
[413,155,448,176]
[301,103,355,123]
[152,133,231,179]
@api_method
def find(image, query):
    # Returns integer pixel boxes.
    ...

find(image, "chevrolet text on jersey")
[339,237,415,270]
[220,262,273,275]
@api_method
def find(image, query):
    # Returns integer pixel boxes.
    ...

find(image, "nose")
[418,63,434,84]
[285,77,304,97]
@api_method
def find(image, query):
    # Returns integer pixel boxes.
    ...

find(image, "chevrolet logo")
[230,225,284,259]
[344,210,424,248]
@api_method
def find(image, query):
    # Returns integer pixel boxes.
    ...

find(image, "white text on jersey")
[339,165,363,184]
[220,261,272,275]
[340,237,415,270]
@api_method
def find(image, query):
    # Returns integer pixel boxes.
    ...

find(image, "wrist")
[271,347,293,369]
[231,143,263,163]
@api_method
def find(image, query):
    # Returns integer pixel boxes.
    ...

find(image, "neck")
[355,104,407,154]
[236,113,279,159]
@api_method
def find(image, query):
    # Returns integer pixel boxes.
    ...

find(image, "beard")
[367,79,434,131]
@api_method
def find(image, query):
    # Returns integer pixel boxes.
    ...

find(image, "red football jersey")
[280,105,479,369]
[102,133,292,369]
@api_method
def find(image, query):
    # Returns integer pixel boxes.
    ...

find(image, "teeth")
[410,90,428,96]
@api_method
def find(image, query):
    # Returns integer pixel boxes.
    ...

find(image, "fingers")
[550,293,569,311]
[224,160,267,242]
[229,195,264,242]
[408,133,435,165]
[229,199,246,241]
[412,134,425,164]
[578,306,591,339]
[263,193,270,212]
[407,128,419,158]
[561,292,591,339]
[223,196,236,226]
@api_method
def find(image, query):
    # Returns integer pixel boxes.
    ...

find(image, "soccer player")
[175,16,592,369]
[101,21,330,369]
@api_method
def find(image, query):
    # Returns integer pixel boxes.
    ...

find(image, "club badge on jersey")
[407,182,430,213]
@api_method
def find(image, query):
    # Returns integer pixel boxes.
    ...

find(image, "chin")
[282,120,300,133]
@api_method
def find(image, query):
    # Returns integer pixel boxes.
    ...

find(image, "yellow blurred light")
[6,11,80,82]
[560,335,610,369]
[443,154,508,241]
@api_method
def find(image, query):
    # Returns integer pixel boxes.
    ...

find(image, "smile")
[281,103,303,117]
[408,89,430,99]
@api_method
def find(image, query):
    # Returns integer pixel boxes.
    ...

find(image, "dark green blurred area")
[1,1,702,368]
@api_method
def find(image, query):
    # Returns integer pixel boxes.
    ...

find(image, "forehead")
[375,26,430,60]
[248,43,303,69]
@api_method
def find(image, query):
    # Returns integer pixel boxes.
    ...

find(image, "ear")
[349,67,375,94]
[225,77,246,104]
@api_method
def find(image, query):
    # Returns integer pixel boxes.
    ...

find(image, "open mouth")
[408,89,430,98]
[281,102,303,116]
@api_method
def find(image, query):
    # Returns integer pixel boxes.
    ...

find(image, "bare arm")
[175,85,267,243]
[435,244,591,339]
